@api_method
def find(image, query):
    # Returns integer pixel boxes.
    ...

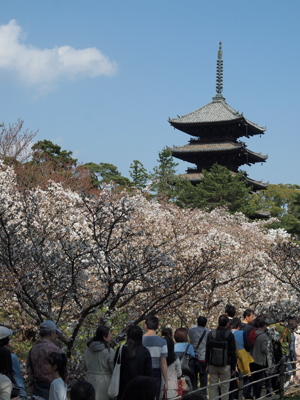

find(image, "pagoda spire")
[213,41,224,100]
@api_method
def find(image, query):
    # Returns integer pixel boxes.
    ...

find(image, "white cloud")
[0,20,118,88]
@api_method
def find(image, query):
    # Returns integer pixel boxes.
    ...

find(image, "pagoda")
[168,42,268,191]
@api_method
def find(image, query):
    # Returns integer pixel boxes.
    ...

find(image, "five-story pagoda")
[168,42,268,191]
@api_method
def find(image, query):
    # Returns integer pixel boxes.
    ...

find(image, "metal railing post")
[279,358,285,399]
[238,371,244,400]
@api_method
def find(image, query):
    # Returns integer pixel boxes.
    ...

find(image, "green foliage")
[176,163,255,215]
[129,160,149,189]
[151,148,179,199]
[250,184,300,217]
[173,179,198,208]
[250,184,300,235]
[82,162,132,187]
[32,139,77,166]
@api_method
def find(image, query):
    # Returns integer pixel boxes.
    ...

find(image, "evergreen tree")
[82,162,132,187]
[129,160,149,189]
[151,148,179,199]
[32,140,77,167]
[173,179,198,208]
[197,164,254,213]
[176,163,254,215]
[250,183,300,235]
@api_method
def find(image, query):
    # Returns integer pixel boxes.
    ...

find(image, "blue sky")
[0,1,299,185]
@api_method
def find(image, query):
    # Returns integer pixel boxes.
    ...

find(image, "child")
[44,352,68,400]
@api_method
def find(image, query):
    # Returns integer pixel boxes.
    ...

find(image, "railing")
[173,358,299,400]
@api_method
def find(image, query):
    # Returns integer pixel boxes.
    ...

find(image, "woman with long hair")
[114,325,152,400]
[45,352,68,400]
[160,336,181,399]
[0,326,27,400]
[0,346,19,400]
[83,326,115,400]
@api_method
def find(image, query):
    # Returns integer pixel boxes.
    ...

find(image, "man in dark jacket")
[250,319,268,399]
[206,315,237,400]
[188,316,210,393]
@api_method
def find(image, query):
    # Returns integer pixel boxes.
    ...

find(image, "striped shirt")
[142,336,168,369]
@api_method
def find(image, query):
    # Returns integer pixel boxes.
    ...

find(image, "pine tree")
[129,160,149,189]
[32,140,77,166]
[151,148,179,199]
[82,162,132,187]
[196,163,254,214]
[176,163,254,214]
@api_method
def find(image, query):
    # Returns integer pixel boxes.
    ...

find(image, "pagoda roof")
[244,176,269,191]
[169,98,266,136]
[179,170,268,191]
[170,141,268,163]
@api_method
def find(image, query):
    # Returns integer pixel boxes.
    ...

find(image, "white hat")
[0,326,13,340]
[40,320,61,334]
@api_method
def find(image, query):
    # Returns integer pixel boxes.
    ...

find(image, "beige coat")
[83,342,115,400]
[0,374,12,400]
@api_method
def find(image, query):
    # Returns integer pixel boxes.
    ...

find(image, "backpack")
[249,329,265,350]
[209,329,230,367]
[273,340,283,363]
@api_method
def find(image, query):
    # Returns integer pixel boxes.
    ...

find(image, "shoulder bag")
[108,345,123,398]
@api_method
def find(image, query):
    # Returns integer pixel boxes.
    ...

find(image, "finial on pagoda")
[213,41,225,101]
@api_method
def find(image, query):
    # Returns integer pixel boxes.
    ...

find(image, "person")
[230,317,251,400]
[188,316,210,394]
[250,318,268,399]
[231,318,251,353]
[114,325,152,400]
[160,336,181,399]
[240,309,255,338]
[0,346,19,400]
[161,328,173,339]
[225,305,236,322]
[174,328,195,360]
[26,320,65,400]
[83,325,114,400]
[45,352,68,400]
[0,346,13,400]
[70,381,95,400]
[270,319,292,360]
[286,317,297,388]
[205,315,237,400]
[121,376,158,400]
[142,315,168,400]
[0,327,27,400]
[174,327,195,391]
[265,324,281,396]
[294,326,300,386]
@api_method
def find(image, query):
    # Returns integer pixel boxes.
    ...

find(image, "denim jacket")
[12,353,27,400]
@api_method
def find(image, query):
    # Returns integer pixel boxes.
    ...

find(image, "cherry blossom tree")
[0,119,37,163]
[0,160,300,378]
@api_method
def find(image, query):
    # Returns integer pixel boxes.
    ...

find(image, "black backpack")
[209,329,230,367]
[273,340,283,363]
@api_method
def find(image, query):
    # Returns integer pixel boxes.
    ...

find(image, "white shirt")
[49,378,67,400]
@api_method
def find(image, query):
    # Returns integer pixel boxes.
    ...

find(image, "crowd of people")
[0,307,299,400]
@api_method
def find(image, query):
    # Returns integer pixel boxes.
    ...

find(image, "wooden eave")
[170,142,268,165]
[169,118,264,138]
